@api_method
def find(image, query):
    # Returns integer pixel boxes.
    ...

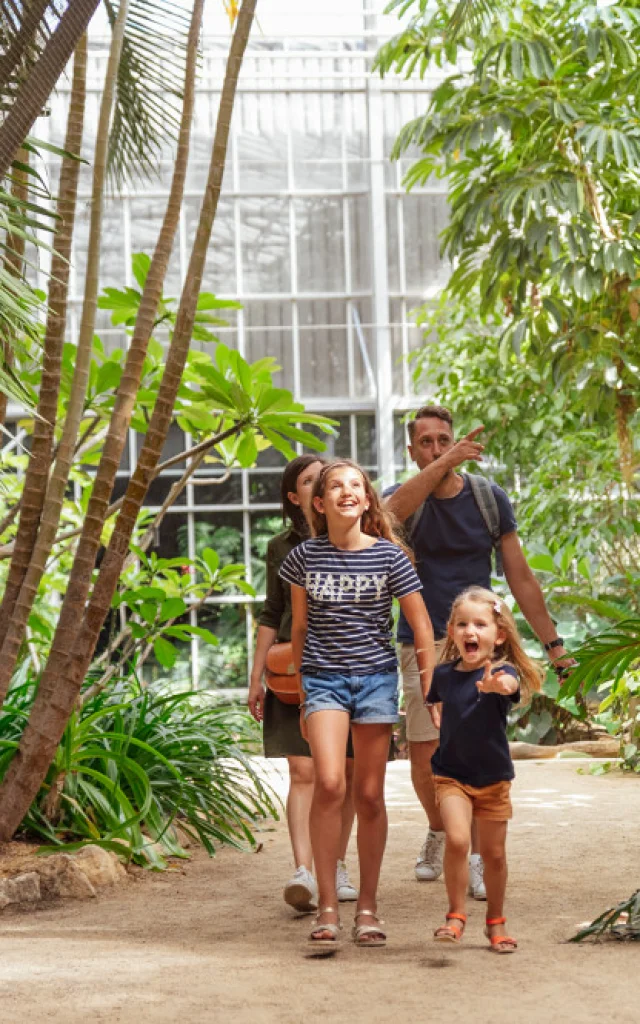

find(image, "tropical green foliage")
[377,0,640,487]
[0,666,278,865]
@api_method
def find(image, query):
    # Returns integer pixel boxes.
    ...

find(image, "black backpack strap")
[465,473,504,577]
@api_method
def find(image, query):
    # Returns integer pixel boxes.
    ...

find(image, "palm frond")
[570,889,640,942]
[104,0,195,189]
[560,619,640,699]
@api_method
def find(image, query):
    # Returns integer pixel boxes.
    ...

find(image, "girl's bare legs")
[339,757,356,862]
[350,722,393,940]
[307,710,351,935]
[286,755,314,869]
[437,795,472,933]
[476,819,509,939]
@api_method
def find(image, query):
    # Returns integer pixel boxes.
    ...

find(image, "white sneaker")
[415,829,445,881]
[283,866,318,913]
[336,860,358,902]
[468,854,487,900]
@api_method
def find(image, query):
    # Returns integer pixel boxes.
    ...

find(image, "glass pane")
[236,92,288,191]
[197,603,248,691]
[394,413,410,472]
[128,197,181,297]
[356,414,377,469]
[250,511,285,594]
[402,193,450,293]
[348,195,371,291]
[72,200,125,302]
[389,296,405,396]
[386,196,401,293]
[184,197,236,295]
[351,298,376,399]
[295,198,345,293]
[153,511,188,559]
[244,299,294,391]
[192,470,243,506]
[145,474,187,506]
[240,198,291,293]
[299,327,349,398]
[291,91,343,189]
[248,472,283,505]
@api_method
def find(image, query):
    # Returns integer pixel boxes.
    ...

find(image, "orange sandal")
[434,912,466,945]
[485,916,517,954]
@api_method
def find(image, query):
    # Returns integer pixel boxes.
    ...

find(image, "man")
[385,405,574,897]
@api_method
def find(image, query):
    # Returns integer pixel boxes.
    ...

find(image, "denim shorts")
[301,668,399,725]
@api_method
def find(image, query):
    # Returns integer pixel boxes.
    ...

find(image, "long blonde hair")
[310,459,414,562]
[440,587,543,701]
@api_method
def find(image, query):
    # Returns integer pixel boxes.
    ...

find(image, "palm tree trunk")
[0,0,257,842]
[0,36,87,653]
[0,0,204,688]
[0,2,128,708]
[0,0,101,178]
[0,0,52,88]
[0,146,29,429]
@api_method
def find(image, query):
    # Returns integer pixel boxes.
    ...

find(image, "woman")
[248,455,357,913]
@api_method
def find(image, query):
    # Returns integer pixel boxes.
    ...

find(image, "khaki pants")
[400,640,446,743]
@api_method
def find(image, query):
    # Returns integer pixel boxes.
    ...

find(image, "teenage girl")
[280,459,435,949]
[425,586,542,953]
[248,456,357,913]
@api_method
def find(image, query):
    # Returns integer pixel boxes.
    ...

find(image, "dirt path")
[1,759,638,1024]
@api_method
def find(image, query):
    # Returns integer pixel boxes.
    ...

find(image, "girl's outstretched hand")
[476,659,518,696]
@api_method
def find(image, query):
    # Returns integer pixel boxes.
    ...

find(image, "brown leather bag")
[265,642,301,705]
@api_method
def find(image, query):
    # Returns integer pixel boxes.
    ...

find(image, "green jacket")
[258,526,302,643]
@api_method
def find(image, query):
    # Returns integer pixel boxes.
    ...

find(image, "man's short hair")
[407,405,454,443]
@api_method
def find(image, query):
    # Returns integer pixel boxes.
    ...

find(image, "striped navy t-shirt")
[279,535,421,675]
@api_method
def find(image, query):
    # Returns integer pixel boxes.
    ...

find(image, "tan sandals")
[352,909,387,947]
[308,907,342,949]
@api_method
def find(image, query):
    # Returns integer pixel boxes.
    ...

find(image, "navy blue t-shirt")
[384,476,517,641]
[427,661,520,788]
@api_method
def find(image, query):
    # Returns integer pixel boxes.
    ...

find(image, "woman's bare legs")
[350,722,393,941]
[286,755,314,869]
[307,710,351,935]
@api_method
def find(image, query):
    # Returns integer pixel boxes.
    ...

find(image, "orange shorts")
[434,775,513,821]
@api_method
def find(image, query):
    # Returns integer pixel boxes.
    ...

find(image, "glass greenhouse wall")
[28,1,449,692]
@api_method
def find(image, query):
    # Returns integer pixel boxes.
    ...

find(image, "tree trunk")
[614,382,636,494]
[0,0,205,692]
[0,147,29,429]
[0,0,52,89]
[0,0,257,842]
[0,36,87,654]
[0,0,102,179]
[0,2,128,708]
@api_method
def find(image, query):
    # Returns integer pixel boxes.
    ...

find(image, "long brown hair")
[280,455,327,536]
[310,459,413,561]
[440,586,543,701]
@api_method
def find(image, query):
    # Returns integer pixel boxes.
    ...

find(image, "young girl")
[247,455,358,913]
[280,459,435,949]
[425,586,542,954]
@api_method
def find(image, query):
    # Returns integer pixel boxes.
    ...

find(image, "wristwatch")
[544,637,564,652]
